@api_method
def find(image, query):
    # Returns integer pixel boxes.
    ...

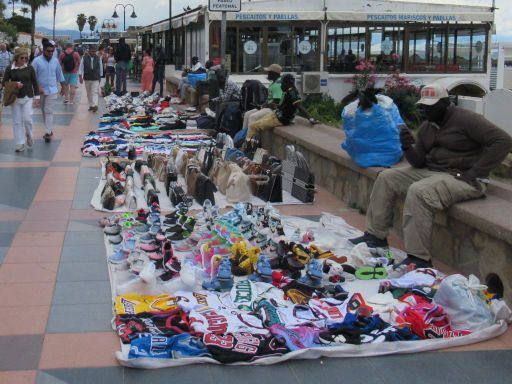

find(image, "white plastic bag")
[434,274,493,332]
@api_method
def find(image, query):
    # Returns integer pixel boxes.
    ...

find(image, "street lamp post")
[101,18,117,38]
[112,3,137,31]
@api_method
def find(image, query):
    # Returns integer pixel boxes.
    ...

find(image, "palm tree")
[52,0,58,40]
[76,13,87,39]
[87,15,97,37]
[20,6,30,17]
[8,0,19,17]
[22,0,50,46]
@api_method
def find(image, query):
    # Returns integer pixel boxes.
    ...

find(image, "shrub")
[302,94,343,128]
[384,70,423,129]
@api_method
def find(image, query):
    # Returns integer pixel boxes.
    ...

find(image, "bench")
[263,118,512,302]
[165,75,209,111]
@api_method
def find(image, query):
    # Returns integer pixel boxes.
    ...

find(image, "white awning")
[326,11,494,23]
[208,11,324,22]
[152,21,169,33]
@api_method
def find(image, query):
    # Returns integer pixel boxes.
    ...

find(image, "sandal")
[355,266,388,280]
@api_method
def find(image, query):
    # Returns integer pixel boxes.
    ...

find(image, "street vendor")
[350,83,512,274]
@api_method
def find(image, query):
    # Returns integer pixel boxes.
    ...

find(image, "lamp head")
[112,10,119,18]
[130,11,137,18]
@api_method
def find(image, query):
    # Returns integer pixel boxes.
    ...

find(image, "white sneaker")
[26,134,33,148]
[15,144,25,152]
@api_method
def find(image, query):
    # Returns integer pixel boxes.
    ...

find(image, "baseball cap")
[264,63,282,74]
[417,83,449,106]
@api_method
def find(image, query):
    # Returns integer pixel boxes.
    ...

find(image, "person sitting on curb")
[246,73,318,139]
[349,83,512,275]
[242,63,284,136]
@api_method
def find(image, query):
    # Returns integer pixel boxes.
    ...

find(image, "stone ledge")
[272,119,512,247]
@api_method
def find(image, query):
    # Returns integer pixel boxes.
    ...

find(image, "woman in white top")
[105,47,116,87]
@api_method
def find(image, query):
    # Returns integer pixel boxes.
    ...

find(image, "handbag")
[185,166,201,197]
[169,182,186,207]
[201,144,215,175]
[225,166,251,203]
[164,160,178,196]
[217,162,236,195]
[252,148,268,165]
[194,174,216,206]
[3,81,19,107]
[256,170,282,203]
[241,135,261,160]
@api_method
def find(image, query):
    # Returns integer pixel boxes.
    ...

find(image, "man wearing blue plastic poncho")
[350,83,512,276]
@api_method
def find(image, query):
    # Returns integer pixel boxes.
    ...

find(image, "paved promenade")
[0,84,510,383]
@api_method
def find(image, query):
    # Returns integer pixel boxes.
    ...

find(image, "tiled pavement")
[0,84,511,384]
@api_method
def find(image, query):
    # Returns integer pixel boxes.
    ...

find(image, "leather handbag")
[169,182,186,206]
[217,162,237,194]
[225,167,251,203]
[185,166,201,197]
[201,144,215,175]
[252,148,269,165]
[256,170,282,203]
[164,160,178,196]
[194,174,216,206]
[242,135,261,160]
[249,174,268,195]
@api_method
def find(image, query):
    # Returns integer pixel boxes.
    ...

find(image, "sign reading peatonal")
[209,0,241,12]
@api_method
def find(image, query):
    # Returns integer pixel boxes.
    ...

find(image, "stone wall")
[266,125,512,303]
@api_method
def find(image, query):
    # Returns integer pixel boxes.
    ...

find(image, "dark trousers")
[151,67,165,95]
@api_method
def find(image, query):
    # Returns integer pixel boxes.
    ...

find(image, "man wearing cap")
[349,83,512,273]
[241,63,284,134]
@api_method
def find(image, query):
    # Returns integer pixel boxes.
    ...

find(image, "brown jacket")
[405,105,512,179]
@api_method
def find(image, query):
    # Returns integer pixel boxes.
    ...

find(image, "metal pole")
[123,7,126,31]
[169,0,173,63]
[221,11,226,68]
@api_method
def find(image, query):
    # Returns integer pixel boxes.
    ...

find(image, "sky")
[6,0,511,41]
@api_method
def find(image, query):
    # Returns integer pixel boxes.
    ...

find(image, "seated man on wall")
[209,69,241,111]
[246,73,317,139]
[177,56,204,99]
[349,83,512,274]
[242,63,284,135]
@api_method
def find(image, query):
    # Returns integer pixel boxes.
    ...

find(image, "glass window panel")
[326,25,366,72]
[408,29,428,71]
[471,29,486,72]
[294,26,319,71]
[267,26,292,70]
[238,27,262,72]
[456,29,471,71]
[370,27,403,72]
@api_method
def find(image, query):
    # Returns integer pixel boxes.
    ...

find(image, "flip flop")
[355,266,388,280]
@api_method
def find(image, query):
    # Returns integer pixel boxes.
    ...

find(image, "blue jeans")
[115,61,128,94]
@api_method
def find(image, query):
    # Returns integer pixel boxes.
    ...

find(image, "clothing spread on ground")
[101,203,508,368]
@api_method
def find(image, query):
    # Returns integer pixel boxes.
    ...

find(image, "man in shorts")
[59,43,80,104]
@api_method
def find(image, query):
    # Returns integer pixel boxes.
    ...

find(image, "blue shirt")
[32,54,65,95]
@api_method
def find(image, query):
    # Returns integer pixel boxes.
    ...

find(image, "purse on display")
[241,135,261,160]
[185,166,201,197]
[164,161,178,196]
[194,174,216,206]
[201,144,215,175]
[225,165,251,203]
[256,170,282,203]
[169,182,186,207]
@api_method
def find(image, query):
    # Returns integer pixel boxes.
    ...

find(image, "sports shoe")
[349,232,388,248]
[298,259,323,287]
[138,232,156,244]
[15,144,25,152]
[26,134,33,148]
[388,255,433,278]
[108,249,129,264]
[202,256,233,291]
[108,234,123,245]
[249,255,273,283]
[135,223,151,234]
[104,223,122,235]
[43,132,53,143]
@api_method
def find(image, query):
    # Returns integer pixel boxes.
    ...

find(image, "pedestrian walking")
[105,47,116,88]
[31,41,65,143]
[79,45,103,112]
[59,43,81,104]
[151,46,165,95]
[114,38,131,95]
[141,49,154,93]
[1,48,39,152]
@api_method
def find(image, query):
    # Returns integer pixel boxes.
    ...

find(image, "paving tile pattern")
[0,81,509,384]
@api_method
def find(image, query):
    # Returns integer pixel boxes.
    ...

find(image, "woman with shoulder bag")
[2,48,39,152]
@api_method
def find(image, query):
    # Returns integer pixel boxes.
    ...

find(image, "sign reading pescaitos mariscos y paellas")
[209,0,241,12]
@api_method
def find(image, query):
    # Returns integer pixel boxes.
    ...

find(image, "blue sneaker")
[249,255,273,283]
[135,223,151,234]
[108,249,129,264]
[149,224,161,235]
[298,259,323,288]
[139,232,155,243]
[202,256,233,291]
[122,237,137,252]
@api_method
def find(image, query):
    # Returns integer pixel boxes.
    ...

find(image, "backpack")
[62,52,75,72]
[241,80,268,112]
[216,102,243,138]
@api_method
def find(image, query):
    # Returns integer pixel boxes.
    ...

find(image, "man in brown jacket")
[350,83,512,274]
